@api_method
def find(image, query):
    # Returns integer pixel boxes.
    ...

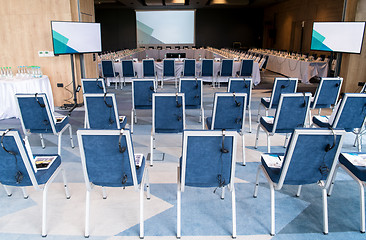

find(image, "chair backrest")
[276,128,345,189]
[332,93,366,131]
[262,55,269,69]
[84,93,121,129]
[81,78,106,94]
[312,77,343,109]
[163,59,175,77]
[179,78,202,109]
[201,59,214,77]
[272,93,311,133]
[152,93,185,133]
[220,59,234,77]
[227,78,252,107]
[15,93,56,134]
[132,79,156,109]
[121,60,135,78]
[142,59,155,78]
[101,60,116,78]
[210,92,247,132]
[77,129,141,190]
[268,78,298,108]
[239,59,253,77]
[180,130,237,192]
[183,59,196,77]
[0,129,39,187]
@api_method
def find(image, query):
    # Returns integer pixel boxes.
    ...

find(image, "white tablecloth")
[104,60,260,86]
[0,76,54,120]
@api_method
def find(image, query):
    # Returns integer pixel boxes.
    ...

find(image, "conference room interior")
[1,0,366,239]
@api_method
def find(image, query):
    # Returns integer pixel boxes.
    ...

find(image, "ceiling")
[94,0,286,9]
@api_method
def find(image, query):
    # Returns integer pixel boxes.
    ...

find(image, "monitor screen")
[136,10,195,45]
[51,21,102,55]
[311,22,365,54]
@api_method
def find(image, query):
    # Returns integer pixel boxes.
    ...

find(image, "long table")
[0,76,54,120]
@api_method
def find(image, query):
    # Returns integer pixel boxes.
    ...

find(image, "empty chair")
[237,59,253,77]
[177,130,238,239]
[81,78,106,94]
[121,60,137,88]
[228,78,253,132]
[101,60,120,89]
[179,78,204,129]
[142,59,157,81]
[151,93,185,166]
[255,93,311,153]
[206,92,247,165]
[162,59,176,88]
[257,78,298,122]
[0,129,71,237]
[217,59,234,88]
[253,128,345,236]
[312,93,366,152]
[327,152,366,233]
[84,93,127,129]
[182,59,196,77]
[309,77,343,124]
[261,55,269,71]
[15,93,74,155]
[131,79,156,133]
[200,59,214,87]
[77,129,150,238]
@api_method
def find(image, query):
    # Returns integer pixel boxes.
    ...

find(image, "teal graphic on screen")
[51,22,102,55]
[310,22,365,54]
[136,11,195,45]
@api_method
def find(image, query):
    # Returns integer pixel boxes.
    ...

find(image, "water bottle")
[9,67,13,78]
[38,66,42,77]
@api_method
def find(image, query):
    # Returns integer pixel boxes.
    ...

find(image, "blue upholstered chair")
[131,78,156,133]
[151,93,185,166]
[257,78,298,122]
[121,60,137,88]
[206,92,247,165]
[200,59,214,87]
[15,93,74,155]
[182,59,196,77]
[101,60,120,89]
[237,59,253,77]
[217,59,234,88]
[179,78,204,129]
[77,129,150,238]
[83,93,127,130]
[162,59,176,88]
[255,93,311,153]
[81,78,106,94]
[177,130,238,239]
[142,59,157,81]
[228,77,253,132]
[327,152,366,233]
[253,128,345,236]
[312,93,366,152]
[309,77,343,124]
[0,129,71,237]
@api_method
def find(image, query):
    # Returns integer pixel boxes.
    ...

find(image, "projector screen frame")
[51,21,102,55]
[310,21,365,54]
[135,9,196,48]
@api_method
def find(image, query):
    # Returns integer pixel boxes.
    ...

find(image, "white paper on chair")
[262,97,270,103]
[342,153,366,167]
[135,153,144,168]
[119,116,126,123]
[316,116,330,124]
[34,156,58,170]
[262,116,274,124]
[262,154,284,168]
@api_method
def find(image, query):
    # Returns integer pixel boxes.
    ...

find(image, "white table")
[0,75,54,120]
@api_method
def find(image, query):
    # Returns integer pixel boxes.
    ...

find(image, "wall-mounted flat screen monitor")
[51,21,102,55]
[311,22,365,54]
[136,10,195,45]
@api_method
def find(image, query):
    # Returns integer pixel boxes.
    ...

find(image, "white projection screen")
[311,22,365,54]
[136,10,195,46]
[51,21,102,55]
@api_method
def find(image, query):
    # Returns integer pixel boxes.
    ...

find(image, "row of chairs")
[101,58,254,89]
[3,127,366,238]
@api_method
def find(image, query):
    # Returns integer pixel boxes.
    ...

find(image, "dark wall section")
[95,8,263,51]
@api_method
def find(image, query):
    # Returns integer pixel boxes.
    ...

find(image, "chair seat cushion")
[339,153,366,181]
[260,97,271,108]
[206,117,213,130]
[260,116,274,132]
[261,153,283,184]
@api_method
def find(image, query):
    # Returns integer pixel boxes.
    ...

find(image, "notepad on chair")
[342,153,366,167]
[35,156,58,170]
[55,116,67,123]
[119,116,126,123]
[262,154,283,168]
[134,153,144,168]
